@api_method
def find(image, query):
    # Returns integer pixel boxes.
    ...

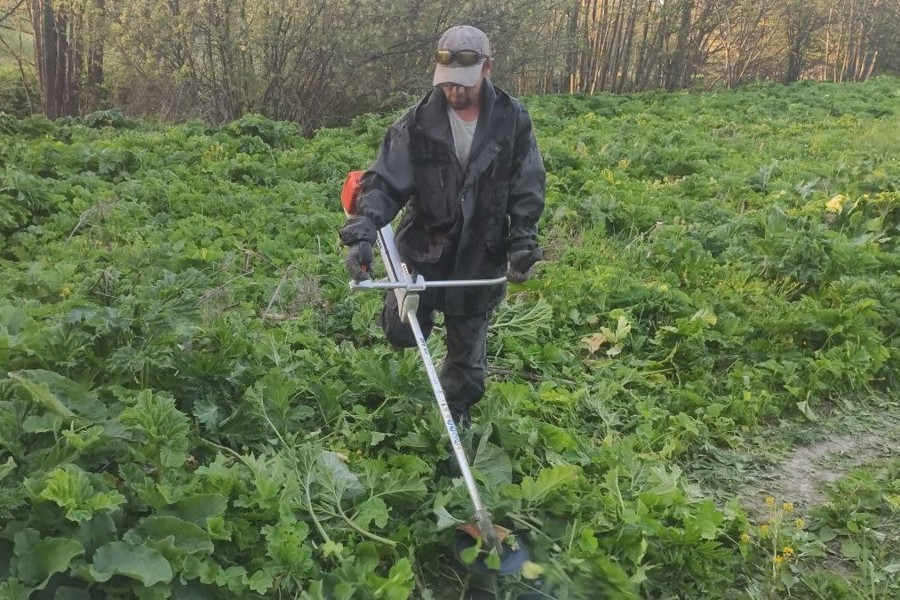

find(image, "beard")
[443,85,477,110]
[448,95,473,110]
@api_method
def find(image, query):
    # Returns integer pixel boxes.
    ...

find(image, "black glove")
[507,247,542,283]
[346,241,373,282]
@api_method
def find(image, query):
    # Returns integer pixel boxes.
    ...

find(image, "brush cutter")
[340,171,529,575]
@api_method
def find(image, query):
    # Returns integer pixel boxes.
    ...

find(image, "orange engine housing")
[341,170,365,216]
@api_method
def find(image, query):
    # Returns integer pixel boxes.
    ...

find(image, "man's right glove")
[507,247,543,283]
[346,241,373,282]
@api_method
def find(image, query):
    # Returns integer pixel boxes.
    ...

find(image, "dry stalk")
[67,198,117,241]
[262,266,294,320]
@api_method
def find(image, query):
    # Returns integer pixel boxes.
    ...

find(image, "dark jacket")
[340,80,545,315]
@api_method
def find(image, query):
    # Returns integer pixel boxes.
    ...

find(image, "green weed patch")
[1,79,899,599]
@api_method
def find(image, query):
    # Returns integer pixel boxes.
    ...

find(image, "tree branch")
[0,0,27,26]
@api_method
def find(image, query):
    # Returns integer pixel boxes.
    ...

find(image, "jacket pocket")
[396,214,445,263]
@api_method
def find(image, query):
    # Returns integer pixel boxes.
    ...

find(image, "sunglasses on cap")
[434,49,488,67]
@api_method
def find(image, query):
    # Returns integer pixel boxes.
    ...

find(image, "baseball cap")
[432,26,491,88]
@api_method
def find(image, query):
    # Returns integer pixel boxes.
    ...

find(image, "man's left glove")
[507,247,543,283]
[346,241,373,282]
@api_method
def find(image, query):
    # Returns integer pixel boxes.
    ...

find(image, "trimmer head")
[453,523,530,575]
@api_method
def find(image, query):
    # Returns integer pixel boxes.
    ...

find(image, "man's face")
[439,60,491,110]
[441,82,480,110]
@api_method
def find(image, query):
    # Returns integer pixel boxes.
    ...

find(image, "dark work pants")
[380,291,490,422]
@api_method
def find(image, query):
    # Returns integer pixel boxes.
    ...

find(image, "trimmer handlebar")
[350,275,507,292]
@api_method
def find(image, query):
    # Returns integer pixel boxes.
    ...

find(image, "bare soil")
[742,431,897,521]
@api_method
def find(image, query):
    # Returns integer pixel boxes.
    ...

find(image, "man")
[340,25,546,426]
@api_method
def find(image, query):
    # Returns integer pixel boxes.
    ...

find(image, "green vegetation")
[1,78,899,599]
[0,66,35,118]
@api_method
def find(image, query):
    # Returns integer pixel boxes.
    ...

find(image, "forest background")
[1,0,899,130]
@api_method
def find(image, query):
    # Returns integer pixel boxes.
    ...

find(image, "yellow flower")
[774,555,784,566]
[740,533,751,543]
[765,496,776,507]
[826,194,846,213]
[62,286,71,297]
[782,546,794,557]
[794,518,805,529]
[760,524,770,535]
[782,502,794,513]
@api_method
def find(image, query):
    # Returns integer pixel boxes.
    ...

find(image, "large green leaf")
[520,465,581,505]
[157,494,228,525]
[0,306,27,336]
[9,370,106,420]
[359,458,428,508]
[377,472,428,505]
[367,558,414,600]
[13,528,83,589]
[89,541,173,586]
[473,427,513,487]
[684,500,725,542]
[353,497,389,529]
[641,465,681,500]
[124,516,214,556]
[318,450,364,501]
[76,513,118,559]
[473,441,513,486]
[433,506,464,531]
[9,371,74,418]
[0,579,28,600]
[36,464,126,523]
[119,390,191,468]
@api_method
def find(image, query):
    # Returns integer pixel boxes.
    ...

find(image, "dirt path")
[742,429,899,520]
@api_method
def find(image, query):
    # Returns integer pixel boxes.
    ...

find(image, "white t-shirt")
[447,108,478,169]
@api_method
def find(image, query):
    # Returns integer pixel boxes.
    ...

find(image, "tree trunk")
[85,0,105,112]
[29,0,50,116]
[29,0,70,118]
[619,0,637,91]
[666,0,695,91]
[27,0,104,118]
[631,0,654,91]
[566,0,581,93]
